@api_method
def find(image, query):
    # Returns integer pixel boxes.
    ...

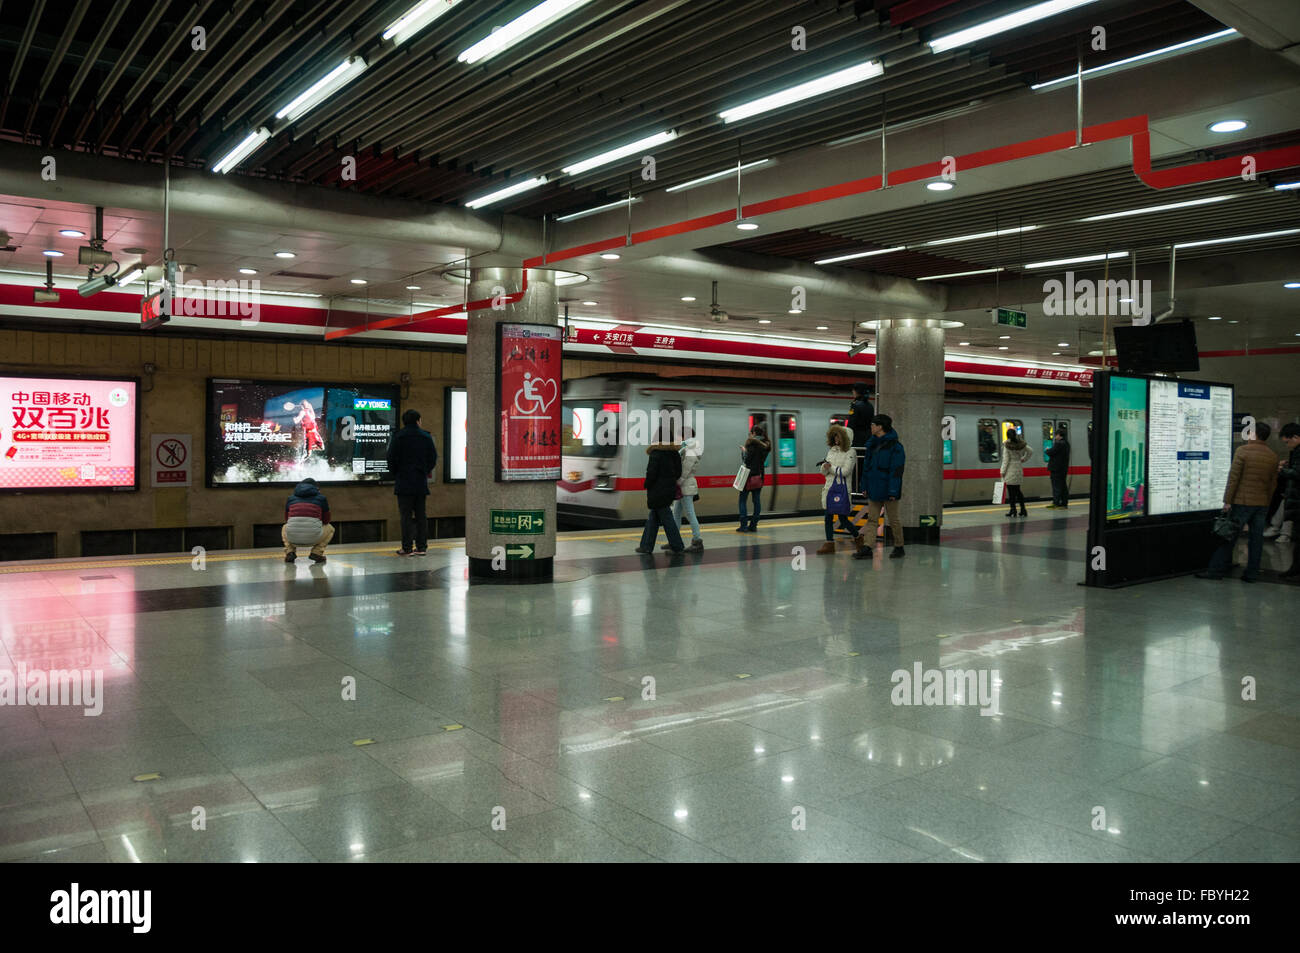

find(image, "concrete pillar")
[465,267,558,581]
[874,319,945,545]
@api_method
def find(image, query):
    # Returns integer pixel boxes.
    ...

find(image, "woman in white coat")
[664,428,704,551]
[817,425,865,554]
[1001,427,1032,517]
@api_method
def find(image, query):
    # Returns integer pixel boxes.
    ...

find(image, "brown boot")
[816,541,836,555]
[853,534,866,553]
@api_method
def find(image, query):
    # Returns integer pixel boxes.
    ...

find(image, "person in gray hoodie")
[663,427,704,551]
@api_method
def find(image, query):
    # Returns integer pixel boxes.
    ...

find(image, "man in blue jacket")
[283,478,332,564]
[852,414,907,560]
[386,409,438,556]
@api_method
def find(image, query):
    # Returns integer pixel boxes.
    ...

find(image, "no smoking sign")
[150,433,192,487]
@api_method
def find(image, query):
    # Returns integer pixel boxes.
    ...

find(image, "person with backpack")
[1001,427,1032,518]
[817,424,865,554]
[737,425,770,533]
[636,436,685,554]
[663,427,704,552]
[852,415,906,560]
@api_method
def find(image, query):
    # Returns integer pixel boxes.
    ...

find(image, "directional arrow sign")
[506,544,534,560]
[919,515,938,527]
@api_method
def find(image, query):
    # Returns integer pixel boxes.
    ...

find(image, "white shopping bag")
[992,480,1006,504]
[732,464,751,491]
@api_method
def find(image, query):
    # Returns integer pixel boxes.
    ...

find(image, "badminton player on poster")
[292,399,325,461]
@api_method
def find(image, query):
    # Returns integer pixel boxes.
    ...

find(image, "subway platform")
[1,504,1297,863]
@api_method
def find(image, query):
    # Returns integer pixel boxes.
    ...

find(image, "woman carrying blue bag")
[817,425,865,555]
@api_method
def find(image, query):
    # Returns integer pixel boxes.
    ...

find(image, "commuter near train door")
[852,415,906,560]
[1045,426,1071,508]
[636,433,685,554]
[847,382,873,492]
[663,427,704,552]
[386,409,438,556]
[818,424,865,555]
[737,425,771,533]
[1001,427,1031,518]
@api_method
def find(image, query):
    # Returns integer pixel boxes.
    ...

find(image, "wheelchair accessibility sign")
[497,323,563,481]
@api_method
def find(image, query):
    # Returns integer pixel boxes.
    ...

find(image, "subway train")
[557,374,1093,527]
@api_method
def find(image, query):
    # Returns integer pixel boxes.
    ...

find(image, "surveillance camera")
[33,289,59,303]
[78,246,113,266]
[78,274,117,297]
[848,340,871,358]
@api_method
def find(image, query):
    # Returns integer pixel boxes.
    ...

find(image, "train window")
[977,419,1000,462]
[778,414,797,467]
[1000,419,1024,443]
[562,402,618,458]
[1041,420,1055,462]
[748,412,769,436]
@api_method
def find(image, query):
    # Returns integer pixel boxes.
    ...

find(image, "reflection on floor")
[1,503,1297,863]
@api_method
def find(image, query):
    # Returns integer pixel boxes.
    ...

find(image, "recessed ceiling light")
[1208,119,1247,133]
[927,181,954,191]
[239,268,257,275]
[1228,319,1238,324]
[1057,342,1069,347]
[275,251,295,258]
[757,319,771,324]
[350,278,367,285]
[737,221,759,230]
[600,253,620,260]
[998,345,1009,350]
[999,335,1010,339]
[680,296,696,302]
[582,300,597,305]
[1207,315,1221,320]
[1052,352,1061,355]
[58,229,84,238]
[958,342,970,346]
[406,285,420,290]
[42,249,62,257]
[789,309,802,314]
[816,325,828,330]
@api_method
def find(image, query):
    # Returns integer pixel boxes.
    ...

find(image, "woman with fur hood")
[818,425,865,554]
[737,425,771,532]
[1000,427,1032,518]
[635,437,685,554]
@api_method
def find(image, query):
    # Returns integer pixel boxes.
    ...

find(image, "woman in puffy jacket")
[737,425,770,532]
[664,428,704,551]
[818,425,864,554]
[1001,427,1031,517]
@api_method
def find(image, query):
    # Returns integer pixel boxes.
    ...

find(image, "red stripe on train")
[558,468,1091,492]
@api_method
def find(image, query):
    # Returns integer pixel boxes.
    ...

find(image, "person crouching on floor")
[283,478,333,564]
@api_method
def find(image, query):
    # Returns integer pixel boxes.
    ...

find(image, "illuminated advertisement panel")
[497,324,562,481]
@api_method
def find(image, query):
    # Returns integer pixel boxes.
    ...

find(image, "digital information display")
[446,387,467,482]
[497,324,562,481]
[1147,380,1233,516]
[207,379,399,486]
[1105,376,1147,520]
[1,376,137,490]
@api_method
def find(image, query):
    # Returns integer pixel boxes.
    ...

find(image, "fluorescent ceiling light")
[212,127,271,174]
[1079,195,1234,221]
[1026,251,1127,269]
[562,131,677,176]
[350,279,367,285]
[1174,228,1300,249]
[1030,29,1237,89]
[255,288,325,299]
[275,251,296,258]
[815,246,905,265]
[929,0,1100,54]
[555,197,642,222]
[680,296,695,302]
[926,225,1038,246]
[406,285,421,290]
[465,176,548,209]
[383,0,461,45]
[1274,181,1300,191]
[458,0,594,65]
[275,57,366,122]
[238,268,257,275]
[58,229,84,238]
[719,60,882,123]
[1207,315,1221,320]
[1208,119,1247,133]
[582,300,597,305]
[42,249,63,257]
[916,267,1005,281]
[927,182,954,191]
[600,253,620,260]
[1285,282,1300,289]
[665,159,772,193]
[117,263,145,288]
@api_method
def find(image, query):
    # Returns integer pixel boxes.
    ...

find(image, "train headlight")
[595,474,613,490]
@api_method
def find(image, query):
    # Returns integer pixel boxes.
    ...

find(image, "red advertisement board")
[497,323,562,481]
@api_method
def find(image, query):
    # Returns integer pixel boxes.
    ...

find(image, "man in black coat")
[635,441,685,554]
[847,383,873,492]
[386,409,438,555]
[1045,427,1071,508]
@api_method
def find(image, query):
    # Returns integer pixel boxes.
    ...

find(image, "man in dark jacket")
[1278,422,1299,578]
[853,415,907,560]
[1045,427,1071,508]
[847,383,873,492]
[282,478,332,564]
[386,409,438,556]
[635,441,685,554]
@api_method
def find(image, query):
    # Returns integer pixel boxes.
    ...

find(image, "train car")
[557,374,1093,527]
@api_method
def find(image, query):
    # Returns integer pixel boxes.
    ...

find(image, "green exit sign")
[993,308,1027,329]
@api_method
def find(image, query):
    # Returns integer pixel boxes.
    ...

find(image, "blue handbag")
[827,467,850,515]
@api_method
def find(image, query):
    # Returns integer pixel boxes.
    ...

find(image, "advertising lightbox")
[497,324,562,481]
[1147,380,1233,516]
[207,379,399,486]
[445,386,467,483]
[0,376,138,490]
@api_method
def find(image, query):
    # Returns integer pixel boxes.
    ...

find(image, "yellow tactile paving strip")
[0,503,1067,574]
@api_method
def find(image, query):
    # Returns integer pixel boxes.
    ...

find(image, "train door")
[1041,417,1070,497]
[773,411,800,512]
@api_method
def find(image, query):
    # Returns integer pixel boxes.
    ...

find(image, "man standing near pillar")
[847,382,873,492]
[853,415,907,560]
[387,409,438,556]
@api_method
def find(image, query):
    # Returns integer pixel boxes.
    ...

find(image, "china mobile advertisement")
[0,376,138,490]
[207,379,399,485]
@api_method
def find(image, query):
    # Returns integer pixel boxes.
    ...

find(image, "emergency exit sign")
[993,308,1027,329]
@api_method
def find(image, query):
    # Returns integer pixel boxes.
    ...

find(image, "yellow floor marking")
[132,773,162,782]
[352,739,375,746]
[441,723,464,731]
